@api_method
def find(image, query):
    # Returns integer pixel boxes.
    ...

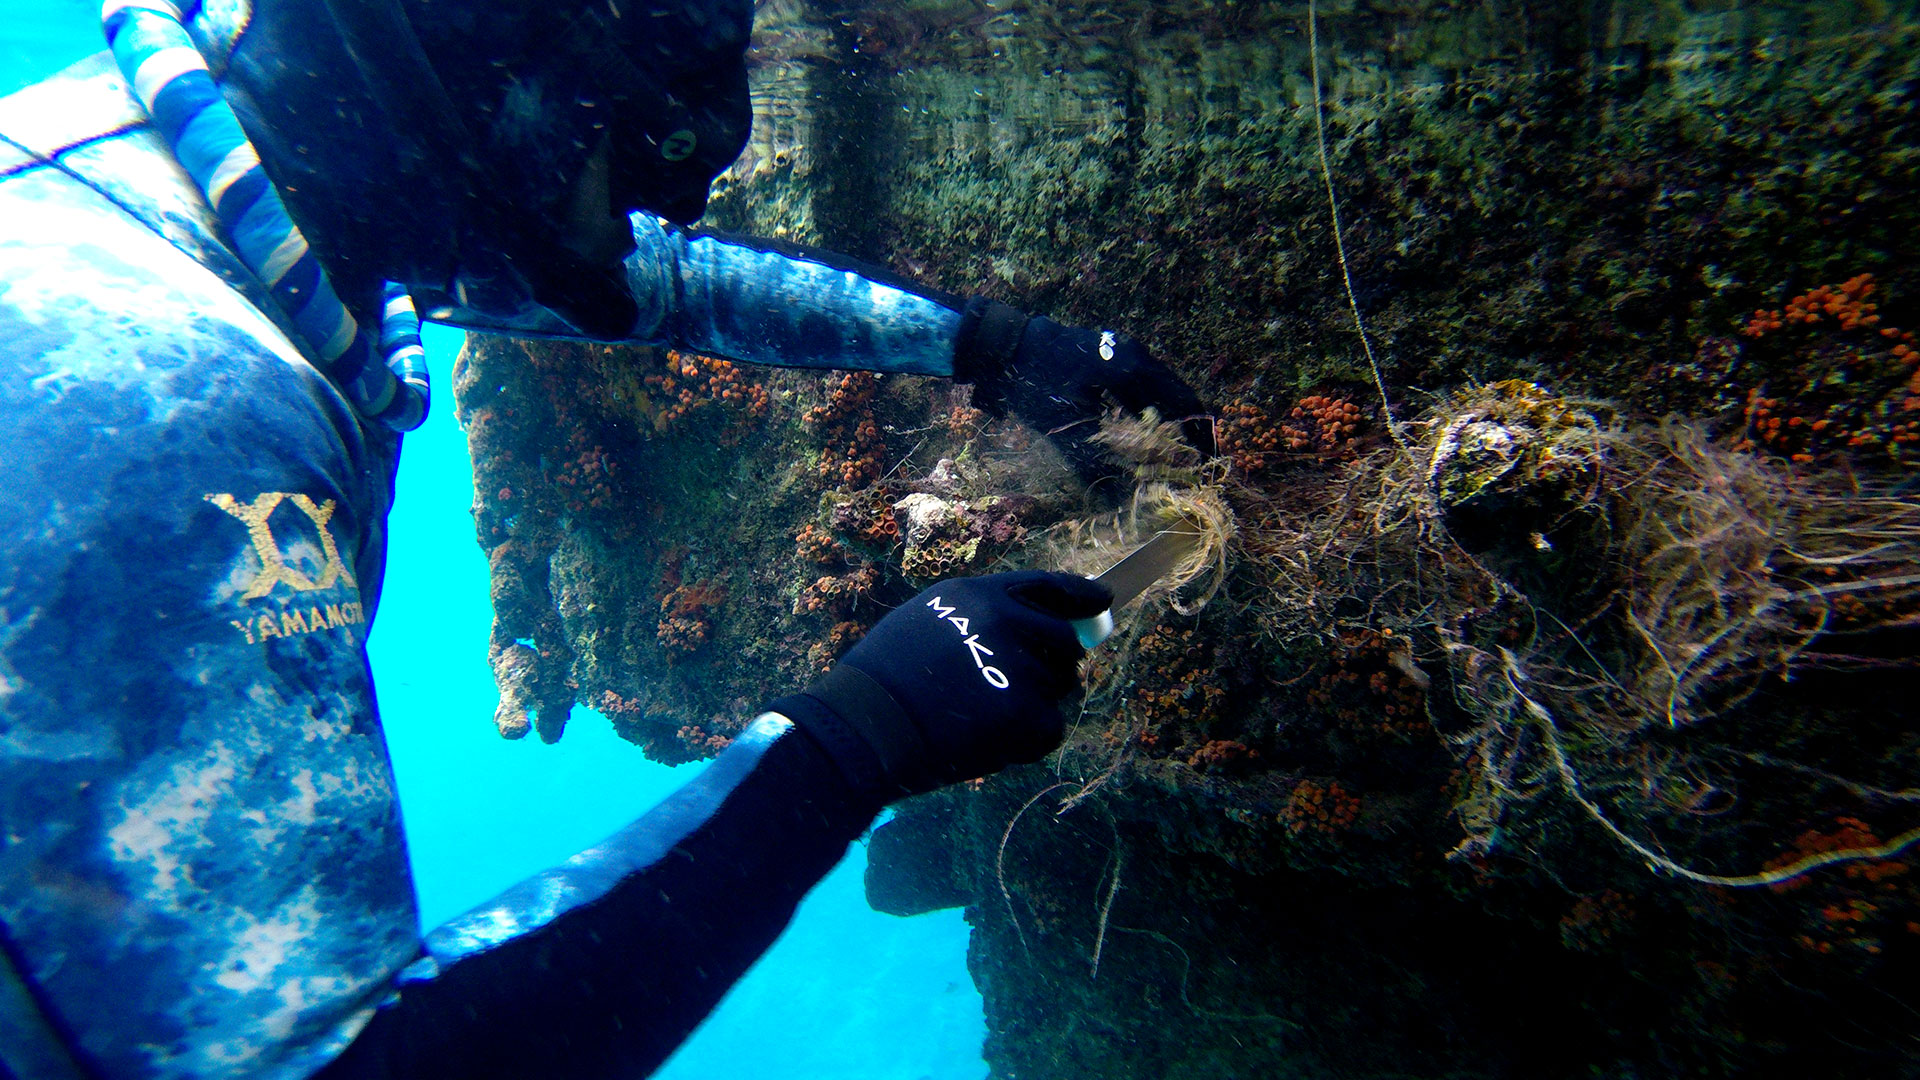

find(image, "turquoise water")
[0,0,95,95]
[1,11,984,1078]
[379,328,986,1080]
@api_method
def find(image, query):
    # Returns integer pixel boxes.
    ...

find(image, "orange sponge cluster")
[796,565,879,617]
[1306,628,1429,740]
[555,442,615,513]
[675,724,734,756]
[1283,778,1360,836]
[1764,817,1915,958]
[656,581,726,655]
[1186,739,1259,772]
[1219,400,1283,473]
[1125,625,1230,739]
[793,523,846,565]
[645,350,769,435]
[805,373,886,488]
[1744,273,1881,337]
[599,689,645,720]
[1559,888,1634,953]
[1734,274,1920,463]
[806,619,868,672]
[1284,395,1366,455]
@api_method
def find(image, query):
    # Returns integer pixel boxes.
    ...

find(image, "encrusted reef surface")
[454,1,1920,1076]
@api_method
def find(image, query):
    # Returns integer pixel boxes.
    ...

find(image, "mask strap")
[101,0,430,431]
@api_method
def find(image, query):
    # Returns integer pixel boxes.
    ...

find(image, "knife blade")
[1071,522,1206,647]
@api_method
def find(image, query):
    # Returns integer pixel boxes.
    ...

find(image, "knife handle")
[1072,609,1115,649]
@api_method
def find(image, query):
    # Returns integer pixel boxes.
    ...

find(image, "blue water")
[2,13,985,1078]
[377,328,986,1080]
[0,0,95,95]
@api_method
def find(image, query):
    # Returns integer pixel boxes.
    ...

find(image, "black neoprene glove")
[954,297,1215,477]
[770,570,1112,803]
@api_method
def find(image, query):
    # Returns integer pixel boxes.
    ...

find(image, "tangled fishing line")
[1296,0,1920,887]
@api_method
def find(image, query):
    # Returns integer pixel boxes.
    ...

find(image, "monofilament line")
[1308,0,1408,451]
[1503,650,1920,887]
[998,782,1071,955]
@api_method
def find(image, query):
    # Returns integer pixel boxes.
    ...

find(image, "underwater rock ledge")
[454,1,1920,1076]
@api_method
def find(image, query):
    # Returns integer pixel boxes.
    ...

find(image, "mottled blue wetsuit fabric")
[415,217,964,377]
[0,47,921,1080]
[0,55,416,1080]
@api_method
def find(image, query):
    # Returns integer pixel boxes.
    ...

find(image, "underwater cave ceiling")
[452,1,1920,1076]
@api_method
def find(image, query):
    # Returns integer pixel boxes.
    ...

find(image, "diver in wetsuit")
[0,2,1207,1077]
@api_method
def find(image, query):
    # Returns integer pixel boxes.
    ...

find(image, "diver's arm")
[316,714,878,1080]
[416,214,965,375]
[655,222,966,375]
[317,571,1104,1080]
[422,215,1211,471]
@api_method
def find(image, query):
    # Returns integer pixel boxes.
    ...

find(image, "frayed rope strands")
[101,0,428,430]
[1496,648,1920,887]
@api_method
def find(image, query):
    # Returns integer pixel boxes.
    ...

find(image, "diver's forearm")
[316,716,877,1080]
[662,224,963,375]
[421,216,967,375]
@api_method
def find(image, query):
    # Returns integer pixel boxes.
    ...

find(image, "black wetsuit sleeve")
[314,715,881,1080]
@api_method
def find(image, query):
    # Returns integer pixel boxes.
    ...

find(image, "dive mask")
[363,0,752,337]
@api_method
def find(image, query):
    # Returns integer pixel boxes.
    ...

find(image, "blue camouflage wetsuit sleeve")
[417,217,968,378]
[0,53,907,1080]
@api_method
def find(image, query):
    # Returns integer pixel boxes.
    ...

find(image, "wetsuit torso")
[0,40,957,1080]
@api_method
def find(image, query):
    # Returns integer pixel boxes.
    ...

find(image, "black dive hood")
[322,0,752,339]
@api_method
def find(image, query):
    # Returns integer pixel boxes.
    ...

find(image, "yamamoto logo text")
[924,595,1009,689]
[208,492,363,644]
[228,600,366,645]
